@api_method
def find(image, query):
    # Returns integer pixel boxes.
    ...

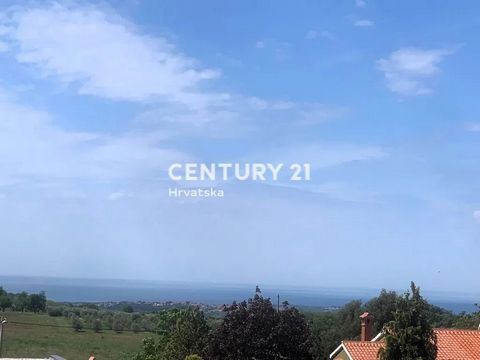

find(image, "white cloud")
[134,96,347,139]
[1,3,220,108]
[0,88,190,185]
[0,41,8,52]
[297,104,348,125]
[255,41,265,48]
[465,123,480,132]
[354,19,374,27]
[305,30,334,40]
[355,0,367,7]
[377,47,453,96]
[253,143,387,170]
[108,191,133,201]
[473,210,480,223]
[297,181,381,203]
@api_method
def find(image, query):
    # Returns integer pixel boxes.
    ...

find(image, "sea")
[0,276,477,313]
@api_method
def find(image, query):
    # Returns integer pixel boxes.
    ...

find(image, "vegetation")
[209,288,312,360]
[0,311,146,360]
[378,282,437,360]
[0,287,46,313]
[133,307,209,360]
[0,284,478,360]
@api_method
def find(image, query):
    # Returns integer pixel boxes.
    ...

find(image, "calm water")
[0,276,477,313]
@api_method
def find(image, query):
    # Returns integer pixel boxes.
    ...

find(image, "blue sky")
[0,1,479,295]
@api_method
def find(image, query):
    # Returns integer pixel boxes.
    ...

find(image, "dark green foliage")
[337,300,363,340]
[93,318,102,333]
[0,289,12,311]
[27,292,47,313]
[377,282,437,360]
[306,311,342,360]
[365,290,400,333]
[209,290,313,360]
[163,307,209,360]
[132,307,210,360]
[276,302,313,359]
[47,306,64,317]
[132,337,162,360]
[124,305,135,313]
[184,355,203,360]
[0,288,46,313]
[113,314,126,333]
[14,291,29,312]
[72,315,84,332]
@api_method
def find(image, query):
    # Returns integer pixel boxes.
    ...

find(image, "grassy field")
[0,311,150,360]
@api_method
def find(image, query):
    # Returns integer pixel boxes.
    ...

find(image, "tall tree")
[133,308,209,360]
[366,289,400,333]
[27,292,47,313]
[164,307,209,360]
[276,301,313,359]
[337,300,363,340]
[209,289,312,360]
[377,282,437,360]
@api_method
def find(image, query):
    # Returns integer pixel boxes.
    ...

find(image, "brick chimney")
[360,312,374,341]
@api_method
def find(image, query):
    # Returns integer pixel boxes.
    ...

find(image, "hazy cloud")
[465,123,480,132]
[377,47,453,96]
[0,88,190,185]
[1,3,221,108]
[354,19,374,27]
[355,0,367,7]
[305,30,334,40]
[474,210,480,223]
[253,143,387,170]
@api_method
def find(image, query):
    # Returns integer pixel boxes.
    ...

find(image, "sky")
[0,0,479,295]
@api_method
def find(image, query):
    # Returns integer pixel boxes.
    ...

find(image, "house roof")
[331,328,480,360]
[436,328,480,360]
[342,340,383,360]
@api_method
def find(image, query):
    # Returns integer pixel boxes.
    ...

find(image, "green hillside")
[0,311,148,360]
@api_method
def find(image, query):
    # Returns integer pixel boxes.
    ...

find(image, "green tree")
[123,305,134,313]
[209,288,313,360]
[131,321,142,333]
[0,294,12,311]
[155,309,183,350]
[184,355,203,360]
[163,307,209,360]
[72,315,83,332]
[13,291,28,312]
[132,337,161,360]
[27,292,47,313]
[307,311,342,360]
[276,301,313,359]
[113,315,125,333]
[93,318,102,333]
[366,289,400,333]
[377,282,437,360]
[337,300,363,340]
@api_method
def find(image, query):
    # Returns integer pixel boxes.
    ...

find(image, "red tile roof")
[343,340,382,360]
[338,329,480,360]
[436,329,480,360]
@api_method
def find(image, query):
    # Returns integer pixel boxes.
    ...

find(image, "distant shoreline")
[0,275,478,313]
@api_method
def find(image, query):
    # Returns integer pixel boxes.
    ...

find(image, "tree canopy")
[209,288,312,360]
[377,282,437,360]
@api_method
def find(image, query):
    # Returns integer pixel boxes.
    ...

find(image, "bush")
[72,316,83,332]
[113,318,124,333]
[93,318,102,333]
[47,306,64,317]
